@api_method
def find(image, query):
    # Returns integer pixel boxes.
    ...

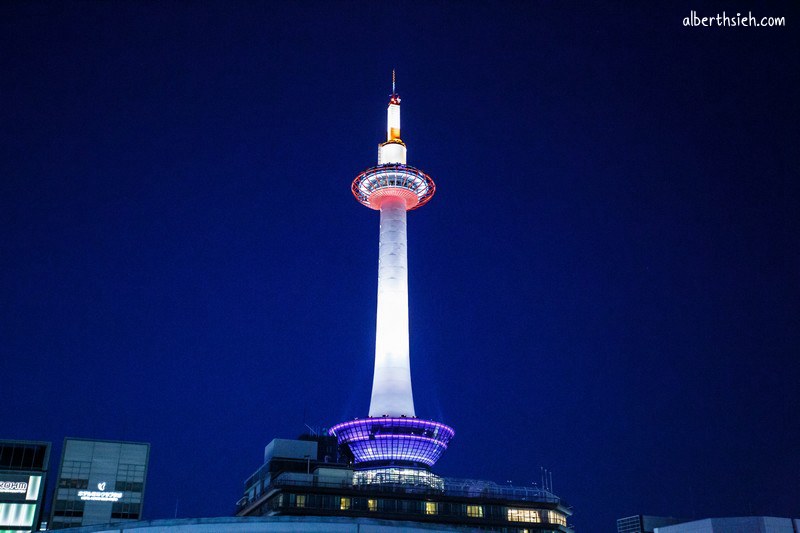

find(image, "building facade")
[50,438,149,530]
[654,516,800,533]
[0,440,50,532]
[237,436,572,532]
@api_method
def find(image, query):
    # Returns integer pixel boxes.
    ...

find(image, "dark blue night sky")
[2,2,798,531]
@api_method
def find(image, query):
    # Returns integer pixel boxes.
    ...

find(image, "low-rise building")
[237,436,572,532]
[0,439,50,532]
[50,438,149,530]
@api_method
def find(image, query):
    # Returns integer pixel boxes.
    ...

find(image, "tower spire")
[383,69,404,156]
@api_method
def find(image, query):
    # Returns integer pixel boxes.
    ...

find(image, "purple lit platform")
[330,418,454,468]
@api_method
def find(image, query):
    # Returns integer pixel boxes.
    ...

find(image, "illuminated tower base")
[331,77,454,479]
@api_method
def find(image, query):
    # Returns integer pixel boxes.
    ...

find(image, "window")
[53,499,85,517]
[425,501,437,515]
[295,494,305,508]
[339,497,351,510]
[507,508,541,523]
[466,504,484,518]
[58,478,89,489]
[548,510,567,526]
[0,444,47,470]
[111,502,141,520]
[367,499,377,511]
[115,481,143,492]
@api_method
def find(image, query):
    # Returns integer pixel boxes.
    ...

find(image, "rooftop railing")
[269,471,565,506]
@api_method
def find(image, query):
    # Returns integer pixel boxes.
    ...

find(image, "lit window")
[368,499,377,511]
[425,501,437,515]
[295,494,305,508]
[340,497,351,510]
[466,504,484,518]
[548,510,567,526]
[507,508,541,523]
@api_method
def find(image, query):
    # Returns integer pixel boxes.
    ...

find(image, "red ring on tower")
[352,164,436,211]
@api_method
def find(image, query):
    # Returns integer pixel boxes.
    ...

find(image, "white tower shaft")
[369,195,415,417]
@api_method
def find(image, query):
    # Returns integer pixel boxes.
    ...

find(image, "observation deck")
[352,164,435,211]
[330,418,454,469]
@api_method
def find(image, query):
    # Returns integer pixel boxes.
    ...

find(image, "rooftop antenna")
[392,69,396,95]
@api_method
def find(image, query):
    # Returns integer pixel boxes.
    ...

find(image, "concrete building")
[0,439,50,532]
[50,438,149,530]
[654,516,800,533]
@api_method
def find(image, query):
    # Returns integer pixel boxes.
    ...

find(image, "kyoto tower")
[331,73,454,481]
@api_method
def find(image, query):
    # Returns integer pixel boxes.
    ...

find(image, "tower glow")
[331,74,453,472]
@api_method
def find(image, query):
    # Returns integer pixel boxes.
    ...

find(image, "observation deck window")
[467,504,484,518]
[507,508,541,523]
[548,509,567,526]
